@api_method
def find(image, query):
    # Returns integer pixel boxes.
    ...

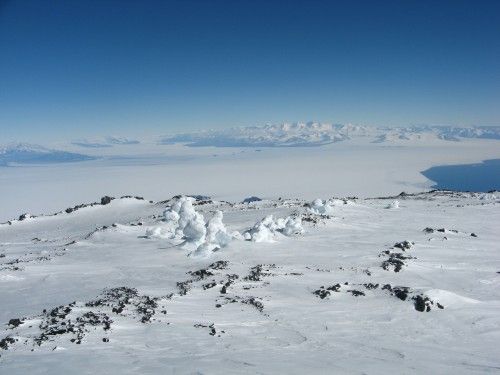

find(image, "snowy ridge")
[159,123,500,147]
[0,143,95,166]
[0,191,499,373]
[71,136,140,148]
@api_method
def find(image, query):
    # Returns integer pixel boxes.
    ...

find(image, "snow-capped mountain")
[159,122,350,147]
[0,143,95,166]
[71,136,140,148]
[159,123,500,147]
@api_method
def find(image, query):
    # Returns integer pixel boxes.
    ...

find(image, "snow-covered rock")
[244,214,304,242]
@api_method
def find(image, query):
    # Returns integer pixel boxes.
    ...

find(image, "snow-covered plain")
[0,192,499,374]
[0,136,499,222]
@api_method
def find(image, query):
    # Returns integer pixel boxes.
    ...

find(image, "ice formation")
[308,199,334,215]
[244,215,304,243]
[386,200,400,209]
[147,196,239,256]
[205,211,233,247]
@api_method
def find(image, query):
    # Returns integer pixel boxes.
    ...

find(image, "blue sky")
[1,0,499,142]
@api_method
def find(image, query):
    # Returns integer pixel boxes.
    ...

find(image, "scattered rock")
[381,251,415,272]
[313,289,331,299]
[8,318,23,328]
[412,295,431,312]
[100,196,114,205]
[244,264,276,281]
[393,241,414,251]
[203,281,217,290]
[348,290,365,297]
[0,336,16,350]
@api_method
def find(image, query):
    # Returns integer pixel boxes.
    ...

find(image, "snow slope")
[1,192,499,374]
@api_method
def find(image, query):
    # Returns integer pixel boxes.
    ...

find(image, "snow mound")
[425,289,480,307]
[308,199,334,215]
[244,215,304,243]
[145,226,173,239]
[386,200,400,209]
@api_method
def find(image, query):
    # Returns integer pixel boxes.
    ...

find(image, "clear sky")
[1,0,499,142]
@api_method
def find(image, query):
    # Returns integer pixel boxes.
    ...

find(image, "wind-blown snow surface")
[1,137,499,222]
[0,192,499,374]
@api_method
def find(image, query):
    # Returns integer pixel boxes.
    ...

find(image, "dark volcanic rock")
[240,297,264,312]
[8,318,23,328]
[244,264,275,281]
[393,287,410,301]
[326,284,342,292]
[203,281,217,290]
[393,241,414,251]
[242,196,262,204]
[413,295,432,312]
[100,196,115,205]
[313,289,330,299]
[381,252,415,272]
[348,290,365,297]
[0,336,16,350]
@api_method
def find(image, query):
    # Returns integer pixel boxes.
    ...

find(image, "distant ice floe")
[243,215,304,243]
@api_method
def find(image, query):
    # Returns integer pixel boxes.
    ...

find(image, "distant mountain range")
[0,143,95,166]
[2,125,499,166]
[71,136,140,148]
[159,123,500,147]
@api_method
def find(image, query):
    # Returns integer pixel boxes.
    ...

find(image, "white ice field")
[0,129,499,374]
[0,190,499,374]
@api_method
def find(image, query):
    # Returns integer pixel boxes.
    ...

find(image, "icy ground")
[0,191,499,374]
[1,136,499,222]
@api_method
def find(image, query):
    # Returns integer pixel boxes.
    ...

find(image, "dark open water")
[421,159,500,192]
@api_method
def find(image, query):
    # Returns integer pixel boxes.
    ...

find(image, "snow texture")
[244,214,304,242]
[0,191,499,373]
[308,198,335,215]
